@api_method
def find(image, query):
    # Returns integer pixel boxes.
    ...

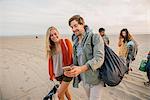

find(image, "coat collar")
[73,25,92,47]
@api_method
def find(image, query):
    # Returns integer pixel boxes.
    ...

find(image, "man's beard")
[74,31,82,36]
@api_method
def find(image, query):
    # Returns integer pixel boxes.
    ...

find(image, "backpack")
[91,34,128,86]
[127,40,138,61]
[98,45,128,86]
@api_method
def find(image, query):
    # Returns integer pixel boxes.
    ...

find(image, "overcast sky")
[0,0,150,36]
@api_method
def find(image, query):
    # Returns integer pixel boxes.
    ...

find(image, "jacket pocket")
[83,43,93,60]
[84,70,100,85]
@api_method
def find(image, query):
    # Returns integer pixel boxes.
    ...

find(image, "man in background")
[99,28,110,45]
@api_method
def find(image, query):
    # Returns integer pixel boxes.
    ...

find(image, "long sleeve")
[48,57,54,80]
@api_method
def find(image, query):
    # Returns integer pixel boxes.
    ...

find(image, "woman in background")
[118,28,138,74]
[45,26,73,100]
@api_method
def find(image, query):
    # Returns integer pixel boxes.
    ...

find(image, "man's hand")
[64,65,88,77]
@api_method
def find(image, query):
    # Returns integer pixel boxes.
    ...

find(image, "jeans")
[146,60,150,81]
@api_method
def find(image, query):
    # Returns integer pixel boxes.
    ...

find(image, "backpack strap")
[91,34,94,53]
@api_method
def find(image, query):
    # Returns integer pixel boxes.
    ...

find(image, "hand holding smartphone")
[63,66,72,72]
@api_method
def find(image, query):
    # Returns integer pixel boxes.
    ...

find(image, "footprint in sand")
[24,71,30,82]
[2,66,10,70]
[109,91,114,95]
[24,71,27,75]
[19,86,25,93]
[27,96,32,100]
[25,76,30,82]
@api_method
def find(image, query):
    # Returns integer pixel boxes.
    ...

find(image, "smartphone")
[63,66,72,72]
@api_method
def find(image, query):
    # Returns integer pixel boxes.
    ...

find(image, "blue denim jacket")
[72,26,104,88]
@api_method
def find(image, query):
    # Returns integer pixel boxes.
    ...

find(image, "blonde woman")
[45,26,73,100]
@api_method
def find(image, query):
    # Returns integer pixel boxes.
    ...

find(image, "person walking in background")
[118,28,138,74]
[98,28,110,45]
[45,26,73,100]
[65,15,105,100]
[144,51,150,87]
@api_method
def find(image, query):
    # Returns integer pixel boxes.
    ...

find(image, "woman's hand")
[118,38,124,47]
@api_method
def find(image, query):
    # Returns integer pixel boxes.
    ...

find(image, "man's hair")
[68,15,85,26]
[99,28,105,33]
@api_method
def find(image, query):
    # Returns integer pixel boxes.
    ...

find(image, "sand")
[0,34,150,100]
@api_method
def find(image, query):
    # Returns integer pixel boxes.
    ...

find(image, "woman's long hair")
[45,26,59,58]
[119,28,133,43]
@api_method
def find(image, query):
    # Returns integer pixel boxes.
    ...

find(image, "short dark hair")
[68,15,85,26]
[99,28,105,33]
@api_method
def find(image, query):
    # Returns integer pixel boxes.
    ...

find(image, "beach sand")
[0,34,150,100]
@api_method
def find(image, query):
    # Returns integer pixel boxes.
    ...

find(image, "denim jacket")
[72,26,104,88]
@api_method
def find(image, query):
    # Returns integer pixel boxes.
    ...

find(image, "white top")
[52,52,64,77]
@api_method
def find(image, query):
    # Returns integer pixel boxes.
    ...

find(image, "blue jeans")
[146,60,150,81]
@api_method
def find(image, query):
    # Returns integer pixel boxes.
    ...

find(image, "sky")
[0,0,150,36]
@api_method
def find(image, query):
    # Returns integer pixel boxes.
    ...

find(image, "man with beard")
[64,15,105,100]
